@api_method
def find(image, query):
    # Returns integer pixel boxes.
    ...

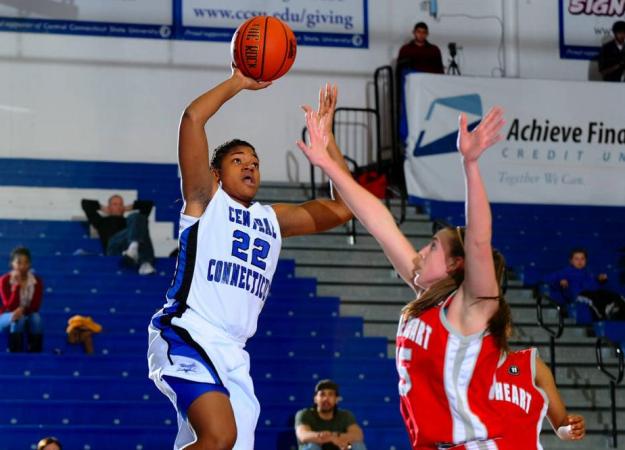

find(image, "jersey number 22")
[231,230,270,270]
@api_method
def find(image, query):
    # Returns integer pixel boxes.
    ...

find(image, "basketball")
[230,16,297,82]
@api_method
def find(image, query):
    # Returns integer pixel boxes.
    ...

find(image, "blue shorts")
[162,375,228,418]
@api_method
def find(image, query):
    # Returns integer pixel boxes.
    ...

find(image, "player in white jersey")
[147,67,353,450]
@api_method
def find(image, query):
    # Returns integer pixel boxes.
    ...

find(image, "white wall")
[0,0,599,182]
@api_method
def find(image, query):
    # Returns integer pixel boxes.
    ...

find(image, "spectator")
[37,436,62,450]
[295,379,366,450]
[81,195,156,275]
[397,22,444,74]
[0,247,44,352]
[598,20,625,82]
[545,248,625,320]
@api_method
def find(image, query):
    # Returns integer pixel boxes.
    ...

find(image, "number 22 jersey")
[163,185,282,343]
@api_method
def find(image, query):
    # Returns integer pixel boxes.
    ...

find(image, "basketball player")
[298,107,512,448]
[491,348,585,449]
[147,68,353,450]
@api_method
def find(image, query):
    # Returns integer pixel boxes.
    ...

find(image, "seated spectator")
[81,195,156,275]
[397,22,444,74]
[0,247,44,352]
[37,436,62,450]
[295,379,366,450]
[545,248,625,320]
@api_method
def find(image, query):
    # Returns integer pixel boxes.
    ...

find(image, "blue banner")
[0,0,368,48]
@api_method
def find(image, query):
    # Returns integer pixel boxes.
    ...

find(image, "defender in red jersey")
[299,107,514,449]
[396,291,503,448]
[493,348,585,449]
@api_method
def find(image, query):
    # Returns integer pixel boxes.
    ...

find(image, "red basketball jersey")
[396,294,503,449]
[490,348,548,450]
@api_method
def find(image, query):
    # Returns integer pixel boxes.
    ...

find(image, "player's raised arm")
[179,67,271,217]
[272,84,354,237]
[295,108,420,290]
[455,107,505,328]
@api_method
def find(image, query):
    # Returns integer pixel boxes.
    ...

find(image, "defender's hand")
[296,111,331,169]
[457,106,505,163]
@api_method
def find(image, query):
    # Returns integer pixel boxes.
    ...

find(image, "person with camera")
[397,22,444,74]
[598,20,625,82]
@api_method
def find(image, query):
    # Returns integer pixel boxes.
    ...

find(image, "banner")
[559,0,625,59]
[0,0,368,48]
[180,0,368,48]
[0,0,173,39]
[403,73,625,206]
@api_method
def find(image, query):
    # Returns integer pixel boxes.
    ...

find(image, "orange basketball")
[231,16,297,82]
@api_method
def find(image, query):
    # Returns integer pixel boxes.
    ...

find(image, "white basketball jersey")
[163,186,282,342]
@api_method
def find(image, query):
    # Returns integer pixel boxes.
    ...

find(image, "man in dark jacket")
[397,22,444,74]
[598,20,625,82]
[81,195,156,274]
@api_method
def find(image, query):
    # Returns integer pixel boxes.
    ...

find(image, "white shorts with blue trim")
[147,313,259,450]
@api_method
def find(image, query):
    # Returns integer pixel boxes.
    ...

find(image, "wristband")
[556,424,572,440]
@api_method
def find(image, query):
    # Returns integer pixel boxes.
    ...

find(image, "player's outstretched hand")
[231,64,272,90]
[296,111,331,169]
[457,106,505,163]
[301,83,338,137]
[566,414,585,440]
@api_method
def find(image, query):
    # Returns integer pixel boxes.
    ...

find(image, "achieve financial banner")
[403,73,625,206]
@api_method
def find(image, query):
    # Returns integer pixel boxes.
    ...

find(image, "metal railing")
[595,337,624,448]
[373,65,398,168]
[375,64,407,225]
[534,284,564,378]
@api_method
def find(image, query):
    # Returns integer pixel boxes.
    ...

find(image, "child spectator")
[545,248,625,320]
[0,247,44,352]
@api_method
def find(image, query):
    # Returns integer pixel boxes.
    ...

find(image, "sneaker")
[138,262,156,275]
[122,241,139,263]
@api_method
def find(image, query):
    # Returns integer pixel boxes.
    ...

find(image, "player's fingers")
[458,113,468,134]
[256,81,272,90]
[318,86,325,113]
[296,141,310,155]
[483,117,506,137]
[301,104,313,114]
[483,106,504,129]
[307,112,322,138]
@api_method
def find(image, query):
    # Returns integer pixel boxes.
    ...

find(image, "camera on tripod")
[447,42,460,75]
[448,42,457,58]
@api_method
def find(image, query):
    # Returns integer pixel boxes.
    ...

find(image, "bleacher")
[0,159,409,450]
[2,157,624,449]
